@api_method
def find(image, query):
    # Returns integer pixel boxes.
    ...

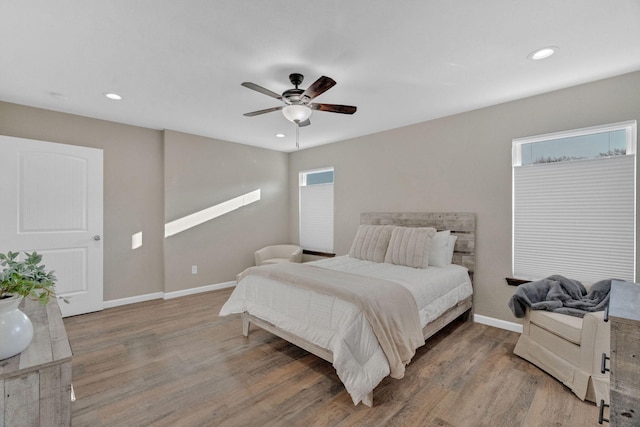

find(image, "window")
[299,168,334,253]
[512,121,636,284]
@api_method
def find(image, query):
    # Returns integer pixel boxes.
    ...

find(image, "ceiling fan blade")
[243,106,283,117]
[302,76,336,100]
[298,118,311,127]
[310,103,357,114]
[241,82,282,100]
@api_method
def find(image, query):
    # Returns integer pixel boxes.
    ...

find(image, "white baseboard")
[103,281,237,308]
[473,314,523,333]
[104,292,164,309]
[163,281,236,300]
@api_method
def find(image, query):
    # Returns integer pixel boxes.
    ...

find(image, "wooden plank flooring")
[64,288,601,426]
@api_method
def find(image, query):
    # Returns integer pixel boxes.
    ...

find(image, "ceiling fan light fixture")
[282,104,312,123]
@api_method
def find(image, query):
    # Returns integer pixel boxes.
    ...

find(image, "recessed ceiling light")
[105,92,122,100]
[275,133,286,138]
[528,46,558,61]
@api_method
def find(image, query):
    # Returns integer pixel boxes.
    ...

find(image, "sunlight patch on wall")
[131,231,143,249]
[164,189,261,238]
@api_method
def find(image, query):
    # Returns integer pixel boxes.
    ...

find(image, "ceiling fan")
[241,73,357,127]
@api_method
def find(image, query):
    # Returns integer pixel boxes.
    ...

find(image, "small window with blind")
[299,168,334,253]
[512,121,636,284]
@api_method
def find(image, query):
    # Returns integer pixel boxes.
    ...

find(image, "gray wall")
[163,130,289,292]
[289,70,640,323]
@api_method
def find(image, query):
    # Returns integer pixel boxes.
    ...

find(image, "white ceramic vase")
[0,295,34,360]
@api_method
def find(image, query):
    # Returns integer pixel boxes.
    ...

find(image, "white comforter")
[219,256,472,405]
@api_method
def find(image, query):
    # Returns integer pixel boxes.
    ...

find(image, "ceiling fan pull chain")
[296,122,300,150]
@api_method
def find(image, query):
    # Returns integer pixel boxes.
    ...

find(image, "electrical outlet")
[191,265,198,274]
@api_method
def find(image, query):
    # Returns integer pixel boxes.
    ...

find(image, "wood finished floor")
[64,288,601,427]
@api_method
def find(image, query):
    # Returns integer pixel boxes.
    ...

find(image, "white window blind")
[513,153,635,284]
[299,169,334,252]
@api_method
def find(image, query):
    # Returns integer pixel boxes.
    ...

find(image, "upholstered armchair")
[514,308,610,404]
[254,245,303,266]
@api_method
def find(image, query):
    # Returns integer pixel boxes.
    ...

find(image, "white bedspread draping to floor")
[219,256,472,405]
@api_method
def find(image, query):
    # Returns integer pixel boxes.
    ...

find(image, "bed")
[219,212,475,407]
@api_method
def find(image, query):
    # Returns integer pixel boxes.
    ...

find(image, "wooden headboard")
[360,212,476,275]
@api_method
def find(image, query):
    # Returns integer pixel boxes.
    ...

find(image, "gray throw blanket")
[508,275,613,318]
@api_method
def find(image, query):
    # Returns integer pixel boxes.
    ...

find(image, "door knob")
[94,235,101,241]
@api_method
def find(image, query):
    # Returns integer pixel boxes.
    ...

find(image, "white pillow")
[446,235,458,265]
[349,224,394,263]
[384,226,437,269]
[428,230,451,267]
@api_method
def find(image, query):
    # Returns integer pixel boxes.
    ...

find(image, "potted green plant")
[0,251,57,360]
[0,251,57,303]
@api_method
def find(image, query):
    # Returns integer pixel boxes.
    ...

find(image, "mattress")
[219,255,472,405]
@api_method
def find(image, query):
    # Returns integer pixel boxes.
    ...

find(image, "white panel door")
[0,135,103,317]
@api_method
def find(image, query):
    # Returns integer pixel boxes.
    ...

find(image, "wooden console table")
[0,298,72,426]
[608,281,640,426]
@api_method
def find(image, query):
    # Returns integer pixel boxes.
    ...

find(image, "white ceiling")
[2,1,640,153]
